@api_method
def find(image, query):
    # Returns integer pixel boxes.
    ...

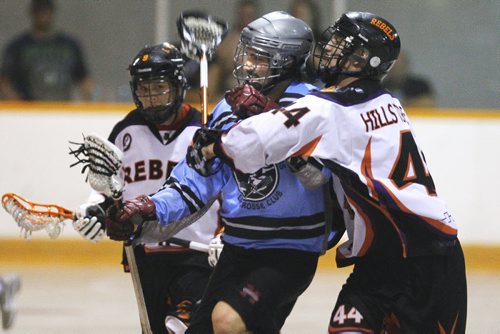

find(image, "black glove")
[286,157,329,189]
[286,156,309,173]
[74,197,114,242]
[224,84,279,119]
[104,195,156,241]
[186,128,223,176]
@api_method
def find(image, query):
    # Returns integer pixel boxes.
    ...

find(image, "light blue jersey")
[152,81,337,253]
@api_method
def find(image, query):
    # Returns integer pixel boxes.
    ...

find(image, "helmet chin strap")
[253,68,292,95]
[161,105,180,126]
[252,77,277,95]
[321,53,371,87]
[141,102,179,125]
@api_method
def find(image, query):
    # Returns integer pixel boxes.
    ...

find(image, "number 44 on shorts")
[332,305,363,325]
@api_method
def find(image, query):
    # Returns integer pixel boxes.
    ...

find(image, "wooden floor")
[1,264,499,333]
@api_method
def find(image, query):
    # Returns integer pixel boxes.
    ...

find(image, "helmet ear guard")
[282,55,298,70]
[368,56,381,68]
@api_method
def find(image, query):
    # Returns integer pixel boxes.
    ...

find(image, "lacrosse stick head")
[69,133,124,199]
[177,11,228,61]
[2,193,74,239]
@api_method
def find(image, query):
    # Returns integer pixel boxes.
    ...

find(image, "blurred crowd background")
[0,0,498,109]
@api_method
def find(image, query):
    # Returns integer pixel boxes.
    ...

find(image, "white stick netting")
[69,133,124,200]
[177,12,228,60]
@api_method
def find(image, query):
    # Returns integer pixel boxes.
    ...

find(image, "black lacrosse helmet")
[129,43,188,124]
[314,11,401,85]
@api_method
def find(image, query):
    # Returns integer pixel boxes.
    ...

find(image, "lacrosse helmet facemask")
[129,43,188,124]
[314,11,400,86]
[233,11,313,92]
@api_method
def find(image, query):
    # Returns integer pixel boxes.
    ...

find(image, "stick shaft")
[167,237,209,253]
[118,199,152,333]
[124,244,152,334]
[200,52,209,127]
[187,240,210,253]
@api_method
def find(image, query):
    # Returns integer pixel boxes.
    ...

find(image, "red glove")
[117,195,156,222]
[104,195,156,241]
[224,84,279,119]
[105,207,134,241]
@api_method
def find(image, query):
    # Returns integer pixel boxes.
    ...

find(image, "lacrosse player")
[189,11,468,334]
[74,43,221,334]
[105,11,345,334]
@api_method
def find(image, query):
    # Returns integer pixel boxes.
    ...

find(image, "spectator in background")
[207,0,260,103]
[383,51,436,107]
[289,0,321,40]
[0,0,92,101]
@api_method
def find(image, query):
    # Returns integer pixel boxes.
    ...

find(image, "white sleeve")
[221,95,329,173]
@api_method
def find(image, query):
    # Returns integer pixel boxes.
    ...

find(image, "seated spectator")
[0,0,93,101]
[383,51,436,107]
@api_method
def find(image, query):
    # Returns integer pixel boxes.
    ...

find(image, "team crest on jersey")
[122,133,132,152]
[233,165,279,201]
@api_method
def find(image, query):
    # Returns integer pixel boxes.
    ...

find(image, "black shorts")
[132,246,212,334]
[187,244,319,334]
[328,240,467,334]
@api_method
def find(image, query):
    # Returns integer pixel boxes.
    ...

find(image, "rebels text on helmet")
[369,18,396,41]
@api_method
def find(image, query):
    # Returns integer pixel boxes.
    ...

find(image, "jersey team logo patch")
[122,133,132,152]
[233,165,279,201]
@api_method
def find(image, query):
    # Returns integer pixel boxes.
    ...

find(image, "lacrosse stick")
[68,132,212,252]
[69,132,151,333]
[177,11,228,126]
[163,237,209,253]
[1,134,118,240]
[1,192,74,240]
[68,133,211,333]
[69,133,124,201]
[2,191,208,247]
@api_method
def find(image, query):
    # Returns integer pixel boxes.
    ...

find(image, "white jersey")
[220,79,457,264]
[108,105,220,246]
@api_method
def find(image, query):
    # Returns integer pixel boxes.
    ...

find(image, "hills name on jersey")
[359,103,409,132]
